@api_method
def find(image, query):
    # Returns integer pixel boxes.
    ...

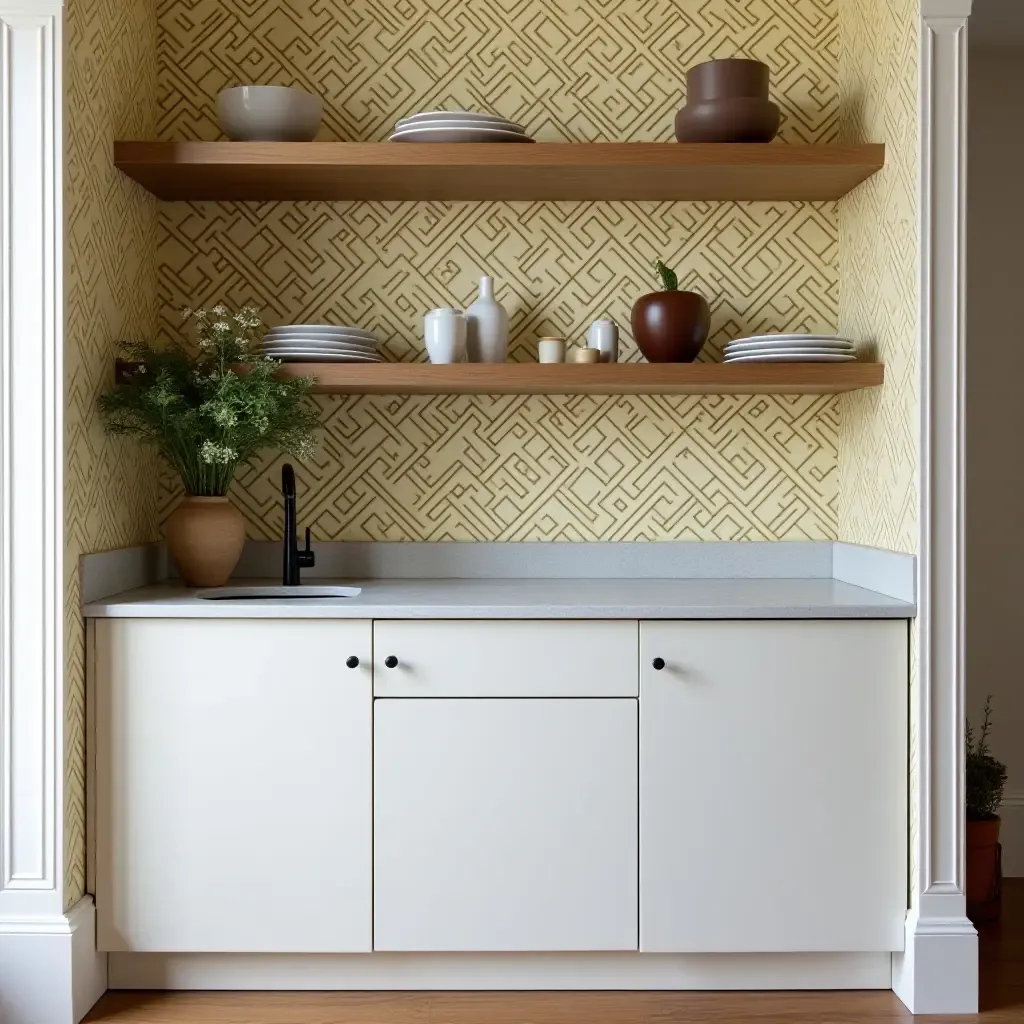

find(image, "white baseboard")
[0,897,106,1024]
[892,911,978,1014]
[107,951,892,991]
[1000,792,1024,877]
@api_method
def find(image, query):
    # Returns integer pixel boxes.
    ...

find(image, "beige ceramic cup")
[567,346,600,364]
[537,337,566,363]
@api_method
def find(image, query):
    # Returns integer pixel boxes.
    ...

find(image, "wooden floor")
[84,882,1024,1023]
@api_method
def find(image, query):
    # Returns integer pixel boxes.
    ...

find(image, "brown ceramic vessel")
[165,495,246,587]
[631,290,711,363]
[675,58,781,143]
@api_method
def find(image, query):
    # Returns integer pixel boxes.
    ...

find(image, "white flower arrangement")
[100,305,321,496]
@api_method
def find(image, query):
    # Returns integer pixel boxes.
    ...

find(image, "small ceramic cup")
[537,337,567,364]
[567,346,600,364]
[587,319,619,363]
[425,308,467,364]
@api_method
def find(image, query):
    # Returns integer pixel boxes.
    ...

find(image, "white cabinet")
[639,620,907,953]
[95,619,372,953]
[374,698,638,951]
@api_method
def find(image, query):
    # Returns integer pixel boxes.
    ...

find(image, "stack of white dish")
[723,334,857,363]
[261,325,381,363]
[389,110,533,143]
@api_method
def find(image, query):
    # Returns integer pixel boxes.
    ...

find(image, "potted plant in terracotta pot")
[100,306,321,587]
[966,695,1007,923]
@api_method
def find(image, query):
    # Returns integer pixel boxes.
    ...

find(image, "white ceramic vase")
[465,276,509,363]
[424,308,467,364]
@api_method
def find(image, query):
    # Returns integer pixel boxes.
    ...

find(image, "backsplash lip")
[80,539,916,602]
[231,539,836,581]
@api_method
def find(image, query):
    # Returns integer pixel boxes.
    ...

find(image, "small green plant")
[99,306,321,496]
[966,696,1007,821]
[654,260,679,292]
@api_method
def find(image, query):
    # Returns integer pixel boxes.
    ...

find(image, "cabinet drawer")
[372,620,638,697]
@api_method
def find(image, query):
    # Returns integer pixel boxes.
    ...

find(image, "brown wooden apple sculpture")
[631,261,710,363]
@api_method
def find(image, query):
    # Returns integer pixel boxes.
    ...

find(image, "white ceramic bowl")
[217,86,322,142]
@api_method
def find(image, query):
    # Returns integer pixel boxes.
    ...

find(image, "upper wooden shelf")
[113,142,885,202]
[262,362,883,396]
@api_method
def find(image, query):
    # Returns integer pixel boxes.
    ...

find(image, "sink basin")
[198,585,362,600]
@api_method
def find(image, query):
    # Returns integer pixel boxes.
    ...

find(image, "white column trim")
[0,0,64,923]
[894,0,977,1013]
[0,2,99,1023]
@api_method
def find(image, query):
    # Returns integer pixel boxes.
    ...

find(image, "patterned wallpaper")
[837,0,918,554]
[155,0,843,541]
[837,0,919,902]
[65,0,160,907]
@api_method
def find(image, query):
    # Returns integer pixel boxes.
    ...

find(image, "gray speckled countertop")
[83,577,915,620]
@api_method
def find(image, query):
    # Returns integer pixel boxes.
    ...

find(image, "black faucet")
[282,463,315,586]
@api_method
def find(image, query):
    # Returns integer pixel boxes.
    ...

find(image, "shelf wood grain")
[113,142,885,202]
[264,362,883,396]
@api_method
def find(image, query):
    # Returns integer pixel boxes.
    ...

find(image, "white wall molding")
[0,0,64,922]
[0,1,97,1022]
[0,897,105,1024]
[894,0,977,1014]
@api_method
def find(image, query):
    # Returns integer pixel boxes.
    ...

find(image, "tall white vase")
[465,276,509,363]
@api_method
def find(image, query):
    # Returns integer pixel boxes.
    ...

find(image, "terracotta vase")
[675,58,781,143]
[631,290,711,363]
[966,817,1002,923]
[165,496,246,588]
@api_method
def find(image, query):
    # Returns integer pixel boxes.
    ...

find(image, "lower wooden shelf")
[271,361,883,396]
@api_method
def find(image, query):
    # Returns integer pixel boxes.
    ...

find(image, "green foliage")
[99,306,321,496]
[654,260,679,292]
[966,695,1008,821]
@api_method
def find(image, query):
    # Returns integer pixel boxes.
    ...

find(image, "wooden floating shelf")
[264,362,884,396]
[113,142,885,202]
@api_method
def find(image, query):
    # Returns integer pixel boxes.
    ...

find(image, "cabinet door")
[374,698,638,951]
[95,619,372,953]
[640,620,907,953]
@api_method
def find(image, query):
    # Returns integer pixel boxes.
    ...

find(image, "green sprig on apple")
[654,260,679,292]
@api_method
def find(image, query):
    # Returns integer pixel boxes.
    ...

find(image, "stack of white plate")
[389,110,533,143]
[723,334,857,363]
[261,325,381,363]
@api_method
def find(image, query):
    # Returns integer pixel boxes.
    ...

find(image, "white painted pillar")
[0,0,103,1021]
[893,0,977,1013]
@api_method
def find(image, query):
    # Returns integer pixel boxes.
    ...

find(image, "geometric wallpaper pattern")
[838,0,919,556]
[156,199,842,541]
[156,0,844,541]
[838,0,920,902]
[64,0,160,908]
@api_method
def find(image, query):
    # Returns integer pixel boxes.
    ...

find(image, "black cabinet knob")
[385,655,399,669]
[652,657,666,671]
[346,656,359,669]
